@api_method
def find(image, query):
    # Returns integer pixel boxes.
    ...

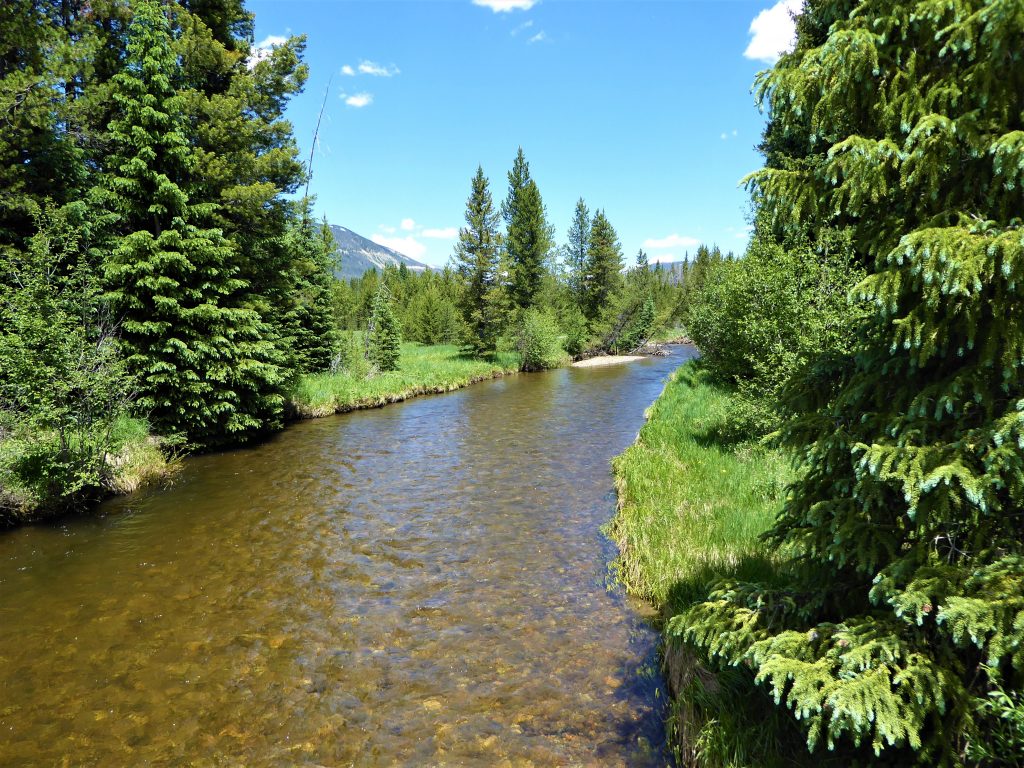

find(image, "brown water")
[0,347,695,766]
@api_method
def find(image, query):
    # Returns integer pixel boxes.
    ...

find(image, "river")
[0,346,695,766]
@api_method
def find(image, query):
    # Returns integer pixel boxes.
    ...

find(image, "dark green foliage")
[453,166,506,356]
[0,205,134,520]
[582,209,623,323]
[408,285,464,345]
[502,148,553,310]
[98,0,286,447]
[675,0,1024,762]
[565,198,590,307]
[281,216,341,374]
[366,282,401,372]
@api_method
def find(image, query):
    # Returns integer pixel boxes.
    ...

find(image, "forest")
[0,0,730,522]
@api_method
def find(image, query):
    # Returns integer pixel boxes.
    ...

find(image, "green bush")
[514,308,565,371]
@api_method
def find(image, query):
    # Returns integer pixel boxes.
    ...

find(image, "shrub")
[514,308,565,371]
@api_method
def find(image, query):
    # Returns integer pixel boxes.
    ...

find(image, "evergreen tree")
[565,197,591,307]
[366,282,401,372]
[97,0,285,447]
[453,166,505,355]
[582,209,623,322]
[501,148,553,310]
[677,0,1024,761]
[281,215,340,373]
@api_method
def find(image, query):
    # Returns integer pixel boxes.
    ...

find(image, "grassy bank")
[289,343,522,418]
[610,362,814,767]
[0,416,173,526]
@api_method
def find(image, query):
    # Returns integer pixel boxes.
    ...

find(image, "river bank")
[609,361,814,766]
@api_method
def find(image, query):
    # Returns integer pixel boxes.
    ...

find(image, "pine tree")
[453,166,505,355]
[565,197,591,307]
[366,282,401,372]
[502,148,553,310]
[281,215,340,374]
[582,209,623,323]
[676,0,1024,762]
[97,0,285,447]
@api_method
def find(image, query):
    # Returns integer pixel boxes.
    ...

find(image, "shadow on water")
[0,347,697,766]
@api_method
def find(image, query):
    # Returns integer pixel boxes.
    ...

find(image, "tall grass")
[610,362,824,768]
[609,362,789,613]
[289,343,522,418]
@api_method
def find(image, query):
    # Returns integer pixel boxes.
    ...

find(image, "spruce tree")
[366,282,401,372]
[281,215,340,374]
[582,209,623,323]
[453,166,505,355]
[502,148,553,310]
[677,0,1024,762]
[565,197,591,307]
[98,0,285,447]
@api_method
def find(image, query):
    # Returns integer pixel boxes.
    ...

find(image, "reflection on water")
[0,347,695,766]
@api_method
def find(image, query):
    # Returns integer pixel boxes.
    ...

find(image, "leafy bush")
[686,227,863,438]
[514,308,565,371]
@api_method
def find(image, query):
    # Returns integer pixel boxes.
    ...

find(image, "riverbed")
[0,346,696,765]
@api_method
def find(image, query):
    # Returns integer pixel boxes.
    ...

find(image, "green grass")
[289,343,523,418]
[609,362,789,614]
[610,361,821,768]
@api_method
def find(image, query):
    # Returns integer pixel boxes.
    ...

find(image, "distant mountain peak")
[327,224,429,280]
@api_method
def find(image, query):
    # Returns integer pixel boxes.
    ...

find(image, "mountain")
[327,224,429,280]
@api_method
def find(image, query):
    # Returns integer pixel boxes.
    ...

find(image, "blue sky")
[247,0,801,268]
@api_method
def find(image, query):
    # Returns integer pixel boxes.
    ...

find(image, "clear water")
[0,348,694,766]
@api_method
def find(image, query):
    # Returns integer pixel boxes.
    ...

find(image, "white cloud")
[472,0,537,11]
[511,19,534,35]
[379,225,396,234]
[371,234,428,261]
[400,218,416,231]
[358,60,400,77]
[720,132,728,140]
[422,227,458,239]
[528,31,547,44]
[644,234,700,249]
[733,129,738,136]
[649,254,677,264]
[247,35,287,68]
[341,64,355,76]
[341,92,373,108]
[744,0,801,64]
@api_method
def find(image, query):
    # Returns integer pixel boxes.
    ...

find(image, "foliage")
[366,282,402,372]
[0,205,136,520]
[502,148,554,310]
[675,0,1024,762]
[513,308,566,371]
[453,166,506,355]
[97,0,287,448]
[687,226,864,438]
[581,209,624,324]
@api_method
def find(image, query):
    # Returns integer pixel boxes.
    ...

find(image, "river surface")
[0,347,695,766]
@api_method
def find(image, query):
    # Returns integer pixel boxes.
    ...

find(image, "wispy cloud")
[720,129,739,140]
[422,227,458,239]
[371,234,427,261]
[527,31,548,44]
[341,92,373,108]
[472,0,537,12]
[341,64,355,76]
[644,234,700,250]
[744,0,801,64]
[511,19,534,36]
[247,35,287,68]
[400,218,416,231]
[358,60,400,77]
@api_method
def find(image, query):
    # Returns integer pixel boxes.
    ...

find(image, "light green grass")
[609,362,789,614]
[610,361,820,768]
[289,343,523,418]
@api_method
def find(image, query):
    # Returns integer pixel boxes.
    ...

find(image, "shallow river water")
[0,347,695,766]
